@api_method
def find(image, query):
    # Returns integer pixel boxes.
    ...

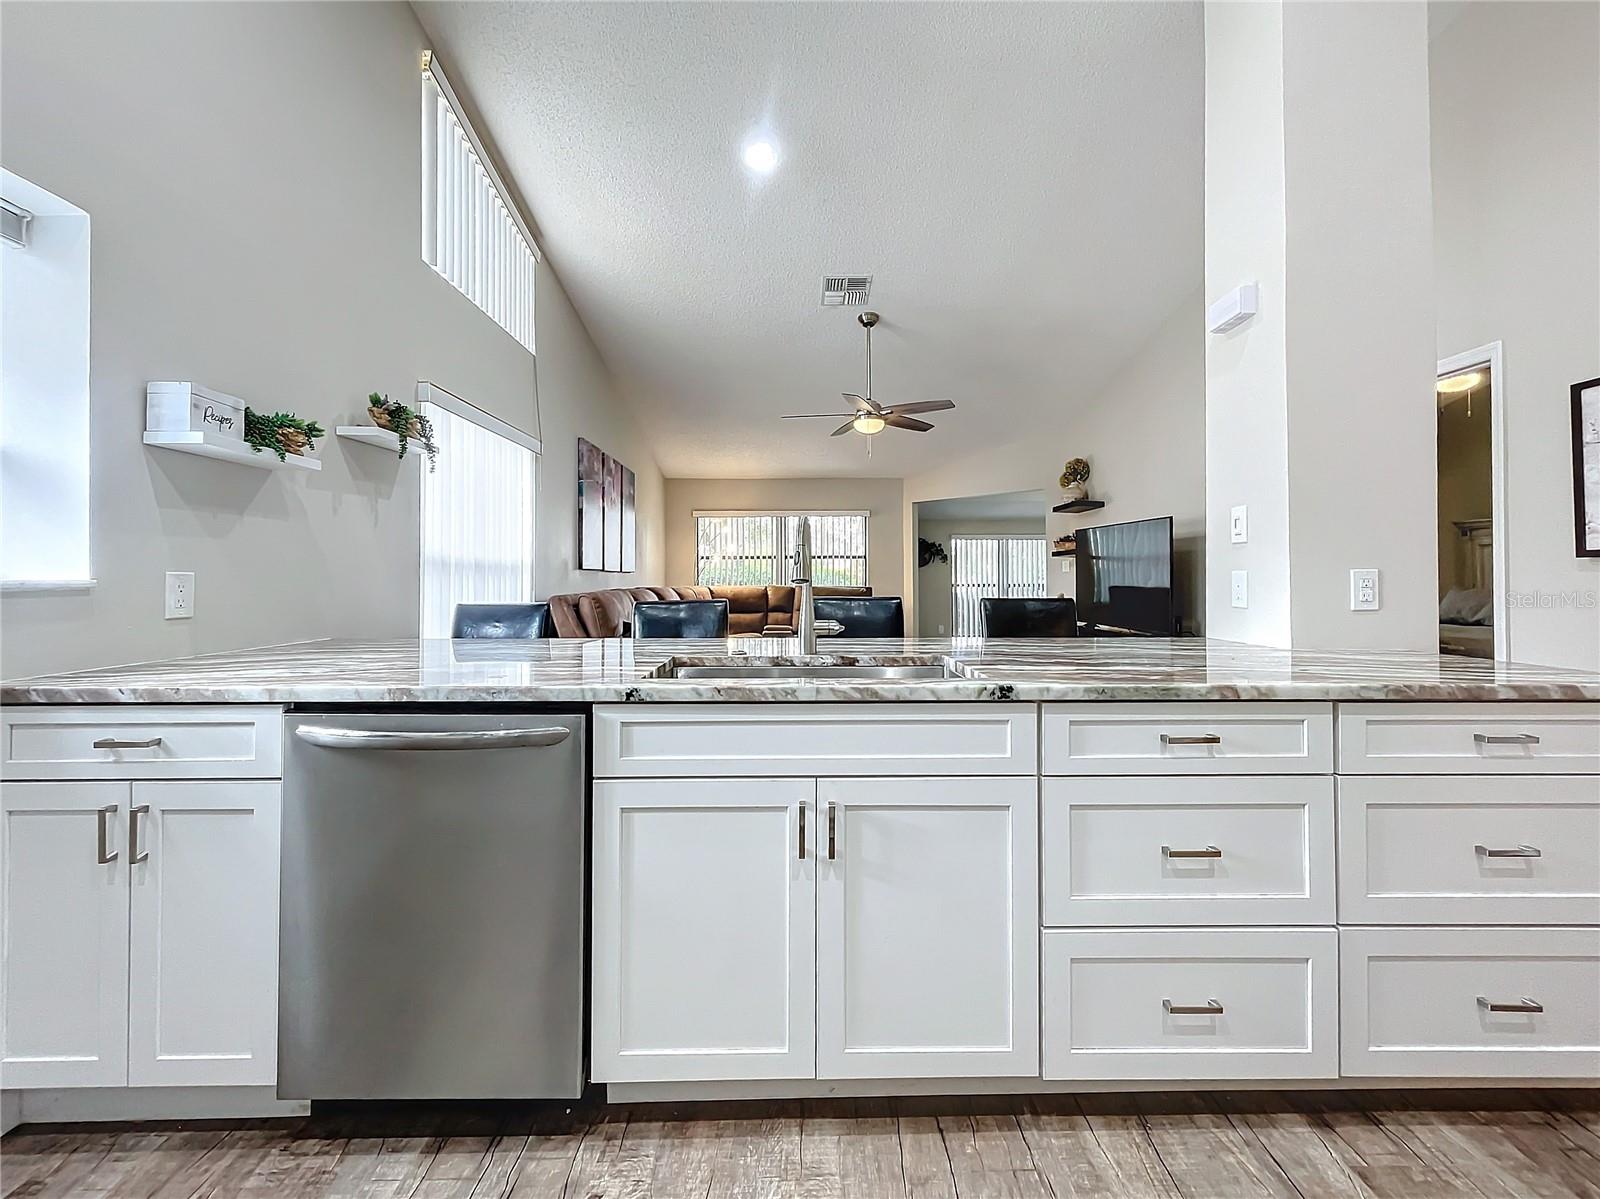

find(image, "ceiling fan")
[782,312,955,451]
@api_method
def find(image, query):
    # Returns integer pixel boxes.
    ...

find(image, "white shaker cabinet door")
[816,776,1039,1079]
[1,781,131,1088]
[127,781,281,1087]
[592,778,817,1082]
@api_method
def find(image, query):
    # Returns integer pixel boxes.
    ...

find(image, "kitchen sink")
[660,663,964,681]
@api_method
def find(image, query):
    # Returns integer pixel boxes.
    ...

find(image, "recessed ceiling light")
[1437,370,1484,394]
[742,138,780,175]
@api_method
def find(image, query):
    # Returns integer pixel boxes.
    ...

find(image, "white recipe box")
[146,382,247,441]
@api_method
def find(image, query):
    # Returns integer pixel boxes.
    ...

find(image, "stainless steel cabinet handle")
[1164,998,1224,1015]
[827,803,837,861]
[1163,844,1222,859]
[96,805,118,864]
[294,726,571,751]
[1475,843,1542,858]
[1478,996,1543,1014]
[797,803,807,861]
[1474,732,1541,746]
[130,804,150,865]
[93,737,162,750]
[1160,733,1222,746]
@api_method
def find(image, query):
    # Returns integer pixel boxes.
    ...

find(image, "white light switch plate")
[1230,505,1248,544]
[165,571,194,619]
[1231,570,1248,608]
[1350,568,1380,611]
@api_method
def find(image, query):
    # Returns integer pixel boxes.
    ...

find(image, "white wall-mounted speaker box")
[146,382,247,441]
[1207,283,1259,334]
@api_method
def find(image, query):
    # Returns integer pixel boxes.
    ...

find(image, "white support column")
[1205,0,1437,650]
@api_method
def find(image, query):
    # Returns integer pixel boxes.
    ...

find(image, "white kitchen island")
[3,636,1597,1119]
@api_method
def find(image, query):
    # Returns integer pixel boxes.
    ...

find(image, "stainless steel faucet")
[792,521,843,653]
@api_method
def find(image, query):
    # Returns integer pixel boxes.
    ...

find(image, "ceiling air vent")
[821,275,872,307]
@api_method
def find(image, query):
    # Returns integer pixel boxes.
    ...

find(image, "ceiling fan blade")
[844,393,883,415]
[782,412,852,419]
[883,413,934,432]
[830,419,858,437]
[883,399,956,416]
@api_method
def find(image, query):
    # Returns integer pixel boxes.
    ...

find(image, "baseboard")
[604,1076,1600,1103]
[6,1086,309,1128]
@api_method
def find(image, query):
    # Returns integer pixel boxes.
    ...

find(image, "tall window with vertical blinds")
[422,56,537,355]
[694,513,868,588]
[950,535,1047,636]
[419,389,539,638]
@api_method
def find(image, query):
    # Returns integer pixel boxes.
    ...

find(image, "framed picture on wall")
[620,465,637,572]
[578,438,606,570]
[603,455,623,572]
[1575,376,1600,557]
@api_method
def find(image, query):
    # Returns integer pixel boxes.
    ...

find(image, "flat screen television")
[1074,515,1177,635]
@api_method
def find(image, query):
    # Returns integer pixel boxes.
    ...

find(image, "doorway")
[1436,343,1507,659]
[912,490,1047,637]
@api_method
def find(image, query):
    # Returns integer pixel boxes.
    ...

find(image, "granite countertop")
[4,636,1598,704]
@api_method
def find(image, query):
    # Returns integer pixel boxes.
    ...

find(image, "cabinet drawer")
[1340,927,1600,1078]
[594,704,1036,778]
[1,707,283,780]
[1042,928,1338,1080]
[1042,777,1334,926]
[1337,704,1600,774]
[1338,776,1600,925]
[1041,704,1332,776]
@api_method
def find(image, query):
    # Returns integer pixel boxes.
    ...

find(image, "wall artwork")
[1574,377,1600,557]
[577,437,637,572]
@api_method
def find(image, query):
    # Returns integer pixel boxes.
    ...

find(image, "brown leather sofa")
[546,584,871,638]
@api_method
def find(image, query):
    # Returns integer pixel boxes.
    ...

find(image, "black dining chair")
[451,602,551,638]
[632,599,729,638]
[980,597,1078,637]
[814,596,905,638]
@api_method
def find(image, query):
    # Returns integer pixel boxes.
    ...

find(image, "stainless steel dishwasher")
[279,711,585,1099]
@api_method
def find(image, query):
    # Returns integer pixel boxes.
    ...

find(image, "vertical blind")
[950,535,1048,636]
[695,513,869,588]
[420,400,537,638]
[422,69,537,356]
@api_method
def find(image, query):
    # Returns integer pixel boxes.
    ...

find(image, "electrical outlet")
[1350,568,1380,611]
[1231,570,1248,608]
[937,624,946,635]
[165,571,194,619]
[1230,505,1248,544]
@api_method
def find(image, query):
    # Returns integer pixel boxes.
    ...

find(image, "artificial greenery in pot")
[244,408,326,461]
[1059,456,1092,502]
[367,392,439,471]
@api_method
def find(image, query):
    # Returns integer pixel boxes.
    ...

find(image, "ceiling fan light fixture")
[852,414,886,435]
[1437,370,1484,395]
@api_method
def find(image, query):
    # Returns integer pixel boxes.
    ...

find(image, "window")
[419,384,540,638]
[1,170,92,589]
[422,53,538,355]
[695,512,868,588]
[950,535,1047,636]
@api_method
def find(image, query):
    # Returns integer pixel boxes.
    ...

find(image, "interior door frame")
[1437,341,1508,661]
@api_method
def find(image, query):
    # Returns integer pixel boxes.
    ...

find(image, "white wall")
[1432,1,1600,670]
[903,294,1207,633]
[663,477,904,599]
[0,1,662,678]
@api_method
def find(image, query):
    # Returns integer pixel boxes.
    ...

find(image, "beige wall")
[0,1,662,678]
[914,518,1044,637]
[903,294,1206,633]
[664,477,905,598]
[1432,2,1600,670]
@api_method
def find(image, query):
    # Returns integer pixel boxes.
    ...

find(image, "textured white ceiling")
[414,1,1203,479]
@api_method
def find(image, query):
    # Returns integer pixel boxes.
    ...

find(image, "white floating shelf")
[335,425,406,454]
[143,430,322,471]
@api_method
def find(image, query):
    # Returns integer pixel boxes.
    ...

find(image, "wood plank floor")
[3,1090,1597,1199]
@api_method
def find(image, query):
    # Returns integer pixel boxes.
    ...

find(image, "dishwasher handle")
[294,725,572,752]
